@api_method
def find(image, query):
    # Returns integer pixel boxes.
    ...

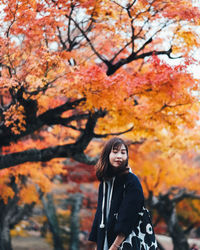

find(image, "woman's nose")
[116,153,122,158]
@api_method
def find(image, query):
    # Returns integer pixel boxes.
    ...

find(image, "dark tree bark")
[0,215,12,250]
[156,198,189,250]
[0,202,32,250]
[41,192,83,250]
[0,198,34,250]
[0,178,34,250]
[149,188,200,250]
[42,193,64,250]
[0,108,132,170]
[69,193,83,250]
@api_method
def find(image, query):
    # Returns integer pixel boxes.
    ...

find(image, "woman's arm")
[109,233,125,250]
[114,176,144,237]
[88,182,102,243]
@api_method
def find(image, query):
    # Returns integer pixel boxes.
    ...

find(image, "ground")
[12,234,200,250]
[156,235,200,250]
[12,235,53,250]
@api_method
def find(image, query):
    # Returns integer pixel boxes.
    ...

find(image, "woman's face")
[109,144,128,168]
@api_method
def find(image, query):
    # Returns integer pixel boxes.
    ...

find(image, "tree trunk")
[42,193,64,250]
[167,207,189,250]
[0,201,12,250]
[0,222,12,250]
[69,193,83,250]
[153,195,189,250]
[0,178,35,250]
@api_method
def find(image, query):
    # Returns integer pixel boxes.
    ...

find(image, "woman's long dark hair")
[96,137,129,181]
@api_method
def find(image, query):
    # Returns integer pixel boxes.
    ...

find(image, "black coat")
[88,172,144,250]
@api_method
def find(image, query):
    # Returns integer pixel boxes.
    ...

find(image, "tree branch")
[0,97,86,146]
[93,126,133,138]
[6,3,18,38]
[106,48,173,76]
[66,14,110,67]
[52,114,89,126]
[172,189,200,203]
[0,110,106,169]
[0,108,135,169]
[75,109,107,151]
[0,143,79,169]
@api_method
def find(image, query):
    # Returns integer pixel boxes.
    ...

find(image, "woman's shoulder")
[124,170,139,179]
[125,172,142,187]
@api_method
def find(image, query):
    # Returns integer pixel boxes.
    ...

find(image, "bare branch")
[172,189,200,203]
[67,3,75,49]
[110,40,133,63]
[57,26,67,50]
[6,3,18,38]
[110,0,126,9]
[93,126,133,138]
[136,20,175,55]
[66,14,110,66]
[128,0,137,9]
[106,47,173,75]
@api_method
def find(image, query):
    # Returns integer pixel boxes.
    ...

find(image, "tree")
[128,133,200,250]
[0,158,66,250]
[41,192,64,250]
[0,0,199,168]
[0,0,200,249]
[40,162,97,250]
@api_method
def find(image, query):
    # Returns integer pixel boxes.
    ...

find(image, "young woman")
[88,137,145,250]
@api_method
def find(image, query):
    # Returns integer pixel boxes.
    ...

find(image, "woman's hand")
[109,244,119,250]
[109,233,125,250]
